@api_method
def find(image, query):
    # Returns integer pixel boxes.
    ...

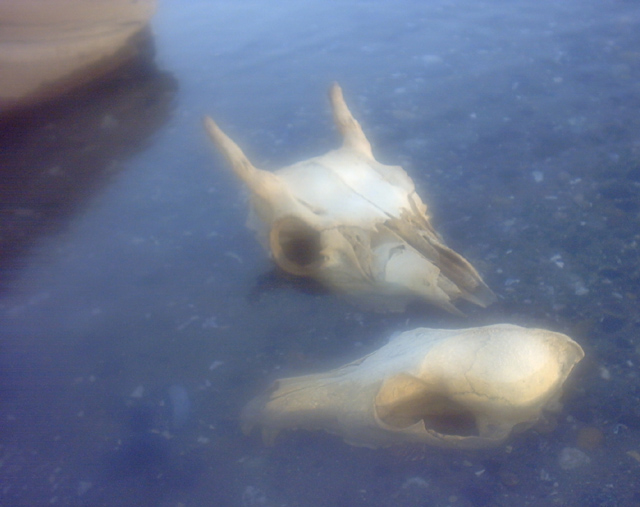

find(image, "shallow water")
[1,0,640,505]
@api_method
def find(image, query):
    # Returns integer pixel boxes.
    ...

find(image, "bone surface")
[241,324,584,449]
[204,84,496,313]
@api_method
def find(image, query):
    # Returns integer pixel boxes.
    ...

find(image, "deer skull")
[204,84,495,314]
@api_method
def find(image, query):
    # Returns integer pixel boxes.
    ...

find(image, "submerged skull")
[204,84,495,314]
[241,324,584,449]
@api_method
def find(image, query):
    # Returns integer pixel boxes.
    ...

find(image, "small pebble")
[209,360,224,371]
[558,447,591,470]
[627,450,640,463]
[550,254,564,268]
[577,427,604,450]
[401,476,429,489]
[499,471,520,487]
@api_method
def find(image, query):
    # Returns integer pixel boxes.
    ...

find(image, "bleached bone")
[241,324,584,449]
[205,84,495,314]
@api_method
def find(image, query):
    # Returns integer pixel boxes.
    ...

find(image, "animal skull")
[241,324,584,449]
[204,84,495,314]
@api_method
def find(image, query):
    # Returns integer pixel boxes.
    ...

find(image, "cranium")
[204,84,495,314]
[241,324,584,449]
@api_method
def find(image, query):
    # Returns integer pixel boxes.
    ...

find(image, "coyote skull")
[241,324,584,449]
[204,84,495,314]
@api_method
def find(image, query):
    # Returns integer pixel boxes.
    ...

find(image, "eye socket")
[270,216,323,276]
[377,393,479,437]
[375,374,479,437]
[420,403,479,437]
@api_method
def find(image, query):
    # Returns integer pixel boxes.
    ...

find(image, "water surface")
[2,1,640,505]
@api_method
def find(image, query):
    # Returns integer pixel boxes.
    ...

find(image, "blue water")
[1,0,640,505]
